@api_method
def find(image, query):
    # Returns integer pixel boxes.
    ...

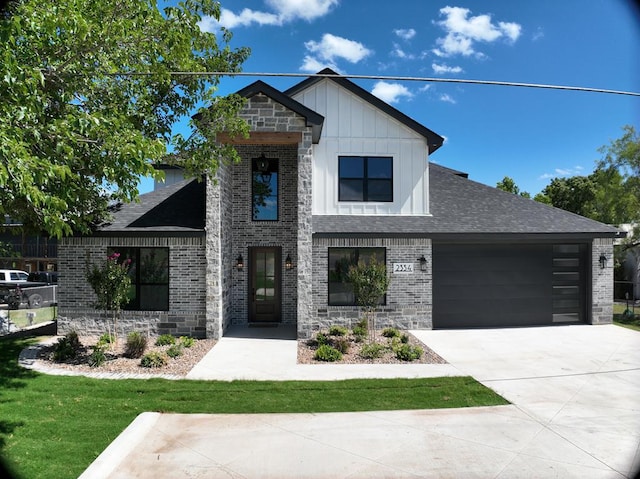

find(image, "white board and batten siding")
[291,79,431,216]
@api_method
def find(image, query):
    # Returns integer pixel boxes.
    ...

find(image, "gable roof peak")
[285,70,444,154]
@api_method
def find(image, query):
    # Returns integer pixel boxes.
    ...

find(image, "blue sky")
[145,0,639,195]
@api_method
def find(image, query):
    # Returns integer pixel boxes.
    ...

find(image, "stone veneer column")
[591,237,614,324]
[296,131,314,338]
[205,174,223,338]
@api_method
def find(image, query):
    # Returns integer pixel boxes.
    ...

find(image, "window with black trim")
[328,247,386,306]
[108,247,169,311]
[338,156,393,202]
[252,156,279,221]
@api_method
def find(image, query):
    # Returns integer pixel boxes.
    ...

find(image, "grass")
[613,302,640,331]
[0,336,508,479]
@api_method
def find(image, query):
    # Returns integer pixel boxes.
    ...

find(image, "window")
[252,156,278,221]
[108,247,169,311]
[338,156,393,202]
[328,247,386,306]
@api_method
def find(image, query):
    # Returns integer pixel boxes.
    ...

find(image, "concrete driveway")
[80,324,640,478]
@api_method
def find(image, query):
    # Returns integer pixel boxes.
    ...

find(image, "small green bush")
[359,342,386,359]
[124,331,147,359]
[314,344,343,362]
[97,333,115,347]
[166,344,183,358]
[66,330,81,350]
[52,336,77,362]
[155,334,176,346]
[179,336,195,348]
[140,351,167,368]
[382,327,400,338]
[333,337,350,354]
[395,344,423,361]
[315,332,329,346]
[88,345,107,367]
[328,325,348,336]
[400,333,410,344]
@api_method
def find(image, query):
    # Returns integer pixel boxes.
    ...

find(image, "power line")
[105,70,640,97]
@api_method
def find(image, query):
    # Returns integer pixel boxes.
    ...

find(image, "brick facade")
[591,237,614,324]
[57,236,207,337]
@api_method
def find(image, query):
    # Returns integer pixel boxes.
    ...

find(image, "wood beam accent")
[216,131,302,145]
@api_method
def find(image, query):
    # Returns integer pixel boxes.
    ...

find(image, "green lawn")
[0,336,508,479]
[613,302,640,331]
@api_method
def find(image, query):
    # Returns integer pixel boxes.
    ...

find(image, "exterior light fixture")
[285,254,294,270]
[255,154,272,183]
[418,255,427,271]
[599,254,607,269]
[236,254,244,270]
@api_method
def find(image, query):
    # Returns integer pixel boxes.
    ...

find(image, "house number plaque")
[392,263,414,274]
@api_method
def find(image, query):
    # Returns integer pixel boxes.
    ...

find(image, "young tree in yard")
[347,256,391,341]
[86,252,132,339]
[0,0,250,238]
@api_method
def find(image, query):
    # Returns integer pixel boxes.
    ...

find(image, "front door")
[249,247,282,323]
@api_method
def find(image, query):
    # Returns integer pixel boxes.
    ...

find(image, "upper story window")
[338,156,393,202]
[252,155,279,221]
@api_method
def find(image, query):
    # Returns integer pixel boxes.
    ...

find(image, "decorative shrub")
[333,337,350,354]
[400,333,410,344]
[166,344,183,358]
[66,330,81,351]
[155,334,176,346]
[359,342,386,359]
[395,344,423,361]
[52,335,78,362]
[97,333,115,347]
[124,331,147,359]
[328,325,348,337]
[179,336,195,348]
[140,351,167,368]
[314,344,343,362]
[88,345,107,367]
[382,327,400,338]
[315,332,329,346]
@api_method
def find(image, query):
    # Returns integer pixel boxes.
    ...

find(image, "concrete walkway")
[79,324,640,478]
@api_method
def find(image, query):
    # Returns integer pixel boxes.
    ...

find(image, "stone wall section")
[591,237,614,324]
[306,237,432,338]
[57,236,207,337]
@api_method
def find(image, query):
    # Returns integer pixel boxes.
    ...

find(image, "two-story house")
[57,69,618,339]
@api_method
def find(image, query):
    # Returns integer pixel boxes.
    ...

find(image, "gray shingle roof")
[312,163,620,238]
[96,178,205,235]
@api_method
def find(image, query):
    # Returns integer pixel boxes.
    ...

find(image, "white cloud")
[300,55,339,73]
[371,81,413,104]
[418,84,431,93]
[439,93,456,104]
[432,62,463,74]
[432,6,522,57]
[532,27,545,42]
[302,33,372,69]
[391,43,415,60]
[539,166,584,179]
[394,28,416,40]
[200,0,338,31]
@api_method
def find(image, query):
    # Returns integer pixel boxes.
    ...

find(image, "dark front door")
[249,247,282,323]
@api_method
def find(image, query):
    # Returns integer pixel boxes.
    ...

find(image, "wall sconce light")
[285,254,294,270]
[418,255,427,271]
[599,254,607,269]
[236,254,244,270]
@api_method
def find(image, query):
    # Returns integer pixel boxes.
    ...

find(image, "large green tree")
[0,0,250,237]
[496,176,531,198]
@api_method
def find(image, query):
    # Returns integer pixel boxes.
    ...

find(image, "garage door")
[432,243,587,328]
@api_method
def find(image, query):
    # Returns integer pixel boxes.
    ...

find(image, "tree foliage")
[496,176,530,198]
[0,0,250,237]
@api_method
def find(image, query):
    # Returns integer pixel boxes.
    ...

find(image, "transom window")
[338,156,393,202]
[328,247,386,306]
[252,156,279,221]
[108,247,169,311]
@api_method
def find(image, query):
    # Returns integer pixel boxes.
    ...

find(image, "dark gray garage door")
[432,243,587,328]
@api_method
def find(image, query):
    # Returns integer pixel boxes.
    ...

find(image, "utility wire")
[104,70,640,97]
